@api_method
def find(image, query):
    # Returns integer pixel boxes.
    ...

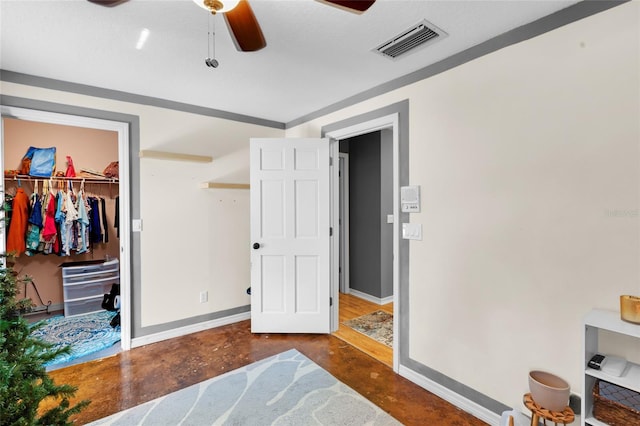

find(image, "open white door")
[250,138,331,333]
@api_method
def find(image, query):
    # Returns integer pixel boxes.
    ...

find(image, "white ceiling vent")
[374,20,447,60]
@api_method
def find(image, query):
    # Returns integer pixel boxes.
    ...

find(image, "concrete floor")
[46,319,488,425]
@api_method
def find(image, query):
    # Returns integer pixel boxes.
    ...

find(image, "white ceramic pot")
[528,370,570,412]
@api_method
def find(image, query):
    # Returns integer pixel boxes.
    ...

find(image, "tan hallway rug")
[343,310,393,347]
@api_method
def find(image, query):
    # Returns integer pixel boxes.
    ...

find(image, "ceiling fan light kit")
[193,0,240,14]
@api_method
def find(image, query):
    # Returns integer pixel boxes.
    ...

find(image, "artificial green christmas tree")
[0,257,89,425]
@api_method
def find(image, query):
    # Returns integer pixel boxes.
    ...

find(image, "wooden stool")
[523,393,575,426]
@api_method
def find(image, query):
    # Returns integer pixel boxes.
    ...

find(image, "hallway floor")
[333,292,394,367]
[46,319,488,425]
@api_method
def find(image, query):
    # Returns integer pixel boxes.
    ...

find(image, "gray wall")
[342,130,393,299]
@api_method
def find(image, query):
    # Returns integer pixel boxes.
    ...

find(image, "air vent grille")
[375,20,446,60]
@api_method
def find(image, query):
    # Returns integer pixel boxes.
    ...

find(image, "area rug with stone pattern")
[343,310,393,347]
[86,349,400,426]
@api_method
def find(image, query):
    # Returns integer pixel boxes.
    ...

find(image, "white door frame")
[0,117,5,261]
[326,113,400,373]
[338,153,350,294]
[0,105,132,351]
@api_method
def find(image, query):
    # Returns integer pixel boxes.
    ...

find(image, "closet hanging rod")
[4,174,119,184]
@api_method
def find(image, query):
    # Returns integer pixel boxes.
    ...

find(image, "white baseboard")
[399,364,501,426]
[131,312,251,349]
[349,289,393,305]
[380,295,393,305]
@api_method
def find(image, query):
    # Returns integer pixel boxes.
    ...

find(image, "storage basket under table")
[593,379,640,426]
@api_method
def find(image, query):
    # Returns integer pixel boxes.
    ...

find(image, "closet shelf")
[200,182,250,190]
[4,174,118,184]
[139,150,213,163]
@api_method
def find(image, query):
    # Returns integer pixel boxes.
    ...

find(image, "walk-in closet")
[2,117,122,369]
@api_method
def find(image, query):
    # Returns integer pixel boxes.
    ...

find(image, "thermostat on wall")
[401,185,420,213]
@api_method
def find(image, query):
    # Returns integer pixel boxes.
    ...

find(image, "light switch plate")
[387,214,394,224]
[402,223,422,240]
[132,219,143,232]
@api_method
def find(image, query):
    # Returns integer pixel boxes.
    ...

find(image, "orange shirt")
[6,188,29,256]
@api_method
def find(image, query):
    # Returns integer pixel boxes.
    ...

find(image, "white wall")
[0,82,284,328]
[288,2,640,413]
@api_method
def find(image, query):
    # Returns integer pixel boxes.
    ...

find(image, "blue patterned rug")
[30,310,121,367]
[87,349,401,425]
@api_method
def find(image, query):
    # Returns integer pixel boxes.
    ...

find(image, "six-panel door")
[250,138,330,333]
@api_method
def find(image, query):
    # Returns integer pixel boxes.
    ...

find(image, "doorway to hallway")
[325,101,408,374]
[333,293,393,367]
[332,129,395,367]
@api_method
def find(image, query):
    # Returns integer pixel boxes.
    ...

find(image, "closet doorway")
[0,105,132,367]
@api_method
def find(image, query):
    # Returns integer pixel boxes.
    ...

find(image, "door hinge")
[329,157,333,166]
[330,297,333,306]
[329,227,333,236]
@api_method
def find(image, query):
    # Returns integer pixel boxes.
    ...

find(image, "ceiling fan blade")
[87,0,128,6]
[319,0,376,13]
[223,0,266,52]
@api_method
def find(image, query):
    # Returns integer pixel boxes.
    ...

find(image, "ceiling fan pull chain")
[209,13,213,58]
[212,15,216,60]
[205,13,219,68]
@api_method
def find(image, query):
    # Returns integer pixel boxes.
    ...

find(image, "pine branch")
[0,255,90,424]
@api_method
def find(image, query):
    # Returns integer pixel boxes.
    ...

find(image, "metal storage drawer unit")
[61,258,119,317]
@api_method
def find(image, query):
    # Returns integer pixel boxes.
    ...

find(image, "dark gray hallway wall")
[347,131,382,298]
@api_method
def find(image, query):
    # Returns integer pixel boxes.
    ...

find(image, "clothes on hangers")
[6,179,117,257]
[55,189,67,255]
[76,189,90,254]
[114,195,120,239]
[25,188,43,256]
[6,188,29,256]
[88,197,103,243]
[62,185,79,256]
[3,193,14,233]
[100,197,109,243]
[41,188,58,254]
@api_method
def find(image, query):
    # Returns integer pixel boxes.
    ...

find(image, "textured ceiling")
[0,0,581,124]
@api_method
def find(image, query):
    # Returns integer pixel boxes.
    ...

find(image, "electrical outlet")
[199,291,208,303]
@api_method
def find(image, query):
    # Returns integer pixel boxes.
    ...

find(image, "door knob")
[252,243,260,250]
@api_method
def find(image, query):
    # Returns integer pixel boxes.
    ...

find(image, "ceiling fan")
[192,0,378,52]
[87,0,376,52]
